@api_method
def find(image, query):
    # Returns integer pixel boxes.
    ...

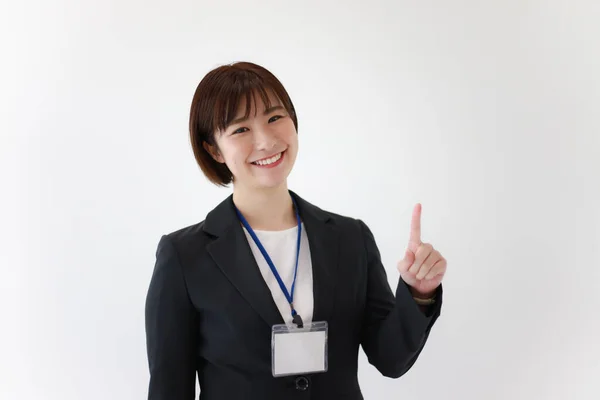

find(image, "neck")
[232,182,297,231]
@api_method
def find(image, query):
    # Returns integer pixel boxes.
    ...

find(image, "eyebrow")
[229,105,285,126]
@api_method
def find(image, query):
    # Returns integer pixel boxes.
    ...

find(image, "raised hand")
[396,204,446,297]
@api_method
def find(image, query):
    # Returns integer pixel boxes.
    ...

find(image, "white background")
[2,0,599,399]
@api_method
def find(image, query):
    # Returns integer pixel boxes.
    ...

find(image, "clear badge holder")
[271,321,328,377]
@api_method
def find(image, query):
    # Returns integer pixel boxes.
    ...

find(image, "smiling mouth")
[251,151,285,166]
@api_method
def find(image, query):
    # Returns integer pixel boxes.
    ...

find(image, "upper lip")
[251,150,284,163]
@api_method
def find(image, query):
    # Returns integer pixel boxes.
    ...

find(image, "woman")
[145,61,446,399]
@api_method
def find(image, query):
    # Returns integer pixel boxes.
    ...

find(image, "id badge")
[271,321,328,377]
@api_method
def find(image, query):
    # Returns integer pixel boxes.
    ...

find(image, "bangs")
[212,78,284,134]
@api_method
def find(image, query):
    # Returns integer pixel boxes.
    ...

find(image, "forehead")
[233,89,282,117]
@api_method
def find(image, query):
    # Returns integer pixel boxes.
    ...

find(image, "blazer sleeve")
[357,219,443,378]
[145,235,198,399]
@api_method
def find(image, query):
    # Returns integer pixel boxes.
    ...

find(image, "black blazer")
[145,190,443,399]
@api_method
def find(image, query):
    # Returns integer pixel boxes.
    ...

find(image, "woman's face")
[206,91,298,191]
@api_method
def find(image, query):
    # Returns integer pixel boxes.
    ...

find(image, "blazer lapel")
[290,191,340,324]
[205,195,284,328]
[203,191,340,328]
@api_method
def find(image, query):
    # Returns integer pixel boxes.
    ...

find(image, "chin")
[251,166,294,190]
[255,177,288,190]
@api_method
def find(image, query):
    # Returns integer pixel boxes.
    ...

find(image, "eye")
[232,127,248,135]
[268,115,284,123]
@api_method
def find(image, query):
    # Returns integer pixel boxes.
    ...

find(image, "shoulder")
[165,219,208,241]
[316,204,364,231]
[158,194,230,253]
[290,190,375,240]
[300,198,371,243]
[153,219,211,263]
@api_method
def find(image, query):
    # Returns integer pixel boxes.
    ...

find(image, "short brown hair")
[189,62,298,186]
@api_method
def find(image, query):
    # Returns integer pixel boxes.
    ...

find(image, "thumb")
[397,249,415,274]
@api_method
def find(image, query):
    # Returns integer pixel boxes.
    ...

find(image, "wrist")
[410,287,436,299]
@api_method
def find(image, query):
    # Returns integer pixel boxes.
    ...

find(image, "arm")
[358,219,443,378]
[145,235,198,399]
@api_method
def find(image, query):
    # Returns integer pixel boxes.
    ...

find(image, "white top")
[242,223,314,325]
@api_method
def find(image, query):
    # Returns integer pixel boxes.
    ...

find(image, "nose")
[253,125,277,151]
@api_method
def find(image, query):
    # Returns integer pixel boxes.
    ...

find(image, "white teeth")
[253,152,282,166]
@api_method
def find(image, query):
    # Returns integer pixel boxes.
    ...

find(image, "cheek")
[287,132,299,153]
[222,143,250,170]
[226,153,242,170]
[281,126,298,145]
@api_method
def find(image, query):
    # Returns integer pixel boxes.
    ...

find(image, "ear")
[203,141,225,163]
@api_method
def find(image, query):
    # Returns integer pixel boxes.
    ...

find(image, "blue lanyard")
[235,196,304,328]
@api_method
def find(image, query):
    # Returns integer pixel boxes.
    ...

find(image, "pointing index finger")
[409,203,422,244]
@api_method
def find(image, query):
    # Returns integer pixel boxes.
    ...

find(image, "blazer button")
[295,376,309,391]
